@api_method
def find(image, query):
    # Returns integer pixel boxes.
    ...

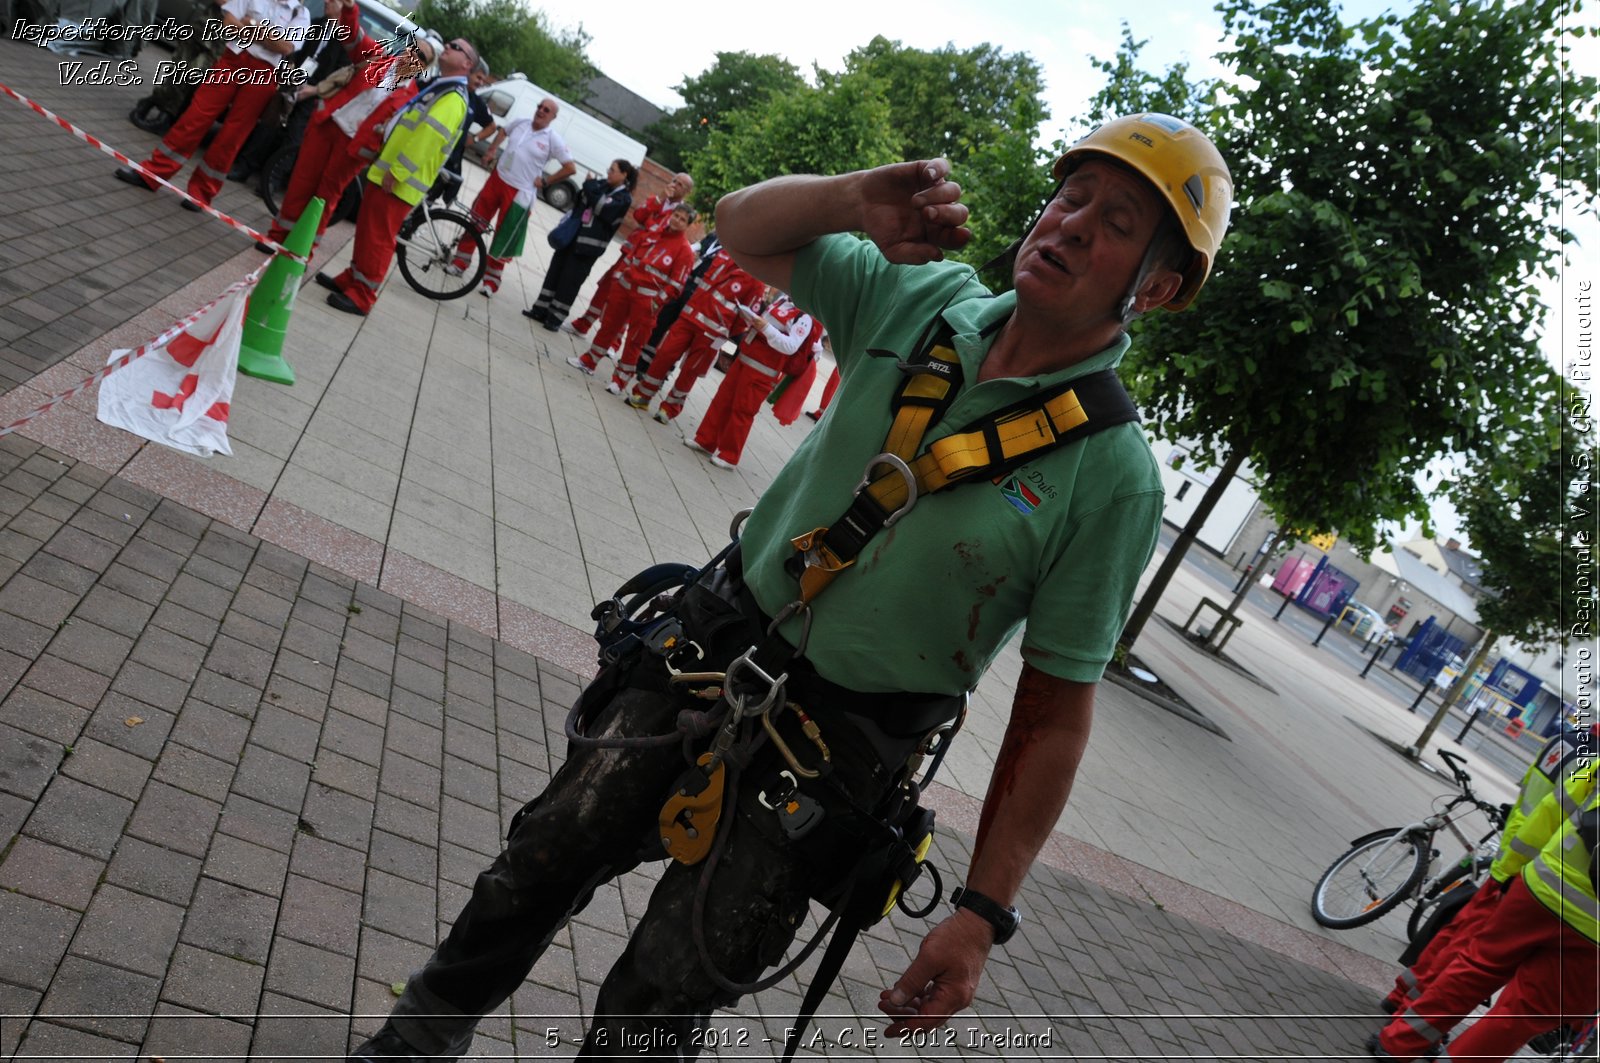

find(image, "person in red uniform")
[115,0,310,207]
[686,290,820,468]
[316,36,478,316]
[624,246,762,423]
[564,171,693,335]
[263,4,437,254]
[806,363,841,421]
[566,205,696,393]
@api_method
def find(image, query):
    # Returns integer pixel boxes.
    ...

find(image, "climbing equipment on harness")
[570,299,1145,1059]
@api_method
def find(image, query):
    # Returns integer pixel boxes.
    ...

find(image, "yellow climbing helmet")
[1053,113,1233,311]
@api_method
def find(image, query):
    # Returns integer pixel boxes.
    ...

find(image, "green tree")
[644,51,805,172]
[1409,405,1597,754]
[686,70,901,213]
[841,36,1048,165]
[1104,0,1596,657]
[414,0,592,99]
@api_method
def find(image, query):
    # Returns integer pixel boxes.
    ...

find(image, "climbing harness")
[568,298,1144,1059]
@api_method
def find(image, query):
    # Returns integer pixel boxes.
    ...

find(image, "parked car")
[1337,601,1390,640]
[468,74,648,211]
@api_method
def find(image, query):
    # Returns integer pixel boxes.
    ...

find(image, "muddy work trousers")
[383,660,912,1059]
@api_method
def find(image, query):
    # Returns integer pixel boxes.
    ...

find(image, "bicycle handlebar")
[1439,749,1470,783]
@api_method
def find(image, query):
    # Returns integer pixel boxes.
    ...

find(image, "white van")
[472,74,648,211]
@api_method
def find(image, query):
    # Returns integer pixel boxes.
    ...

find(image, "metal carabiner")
[766,599,814,659]
[855,452,918,528]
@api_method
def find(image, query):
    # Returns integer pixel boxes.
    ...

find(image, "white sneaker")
[683,438,709,453]
[443,262,464,277]
[566,356,593,375]
[479,286,495,298]
[559,321,581,335]
[652,409,669,424]
[710,455,737,470]
[605,379,623,396]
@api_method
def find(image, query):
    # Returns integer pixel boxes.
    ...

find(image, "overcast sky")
[537,0,1595,546]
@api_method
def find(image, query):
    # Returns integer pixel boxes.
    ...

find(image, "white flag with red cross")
[96,285,247,457]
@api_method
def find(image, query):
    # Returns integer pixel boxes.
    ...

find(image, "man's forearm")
[716,173,867,260]
[966,665,1096,907]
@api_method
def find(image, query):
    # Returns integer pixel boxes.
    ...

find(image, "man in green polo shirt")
[349,113,1232,1062]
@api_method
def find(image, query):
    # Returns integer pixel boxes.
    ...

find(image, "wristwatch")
[950,885,1021,945]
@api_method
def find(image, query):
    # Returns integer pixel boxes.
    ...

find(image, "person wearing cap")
[345,113,1231,1062]
[262,2,436,254]
[114,0,310,207]
[448,95,576,296]
[319,36,477,316]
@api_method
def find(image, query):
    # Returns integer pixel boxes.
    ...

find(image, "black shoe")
[326,291,366,316]
[521,307,547,322]
[227,167,253,182]
[255,241,275,254]
[113,166,153,190]
[314,272,340,293]
[180,199,202,212]
[542,321,560,332]
[805,410,821,421]
[348,1021,427,1061]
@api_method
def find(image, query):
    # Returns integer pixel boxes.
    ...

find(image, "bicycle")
[1310,750,1509,929]
[394,171,487,300]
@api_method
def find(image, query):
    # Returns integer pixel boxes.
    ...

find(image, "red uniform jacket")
[680,251,763,338]
[623,233,695,306]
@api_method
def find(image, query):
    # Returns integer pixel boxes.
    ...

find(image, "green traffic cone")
[238,196,326,385]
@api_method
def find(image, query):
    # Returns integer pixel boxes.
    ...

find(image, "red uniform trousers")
[1384,879,1504,1012]
[629,318,721,419]
[816,365,840,413]
[693,355,782,466]
[138,50,278,205]
[267,119,366,249]
[331,183,413,314]
[577,288,656,384]
[453,170,519,292]
[1375,878,1598,1062]
[571,258,627,332]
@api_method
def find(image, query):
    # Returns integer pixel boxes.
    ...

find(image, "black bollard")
[1408,682,1432,714]
[1311,612,1337,647]
[1273,594,1292,622]
[1456,708,1482,743]
[1360,643,1390,679]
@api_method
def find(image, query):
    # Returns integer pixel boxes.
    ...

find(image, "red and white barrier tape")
[0,80,306,263]
[0,261,269,439]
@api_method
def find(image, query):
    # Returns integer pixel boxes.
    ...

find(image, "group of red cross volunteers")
[96,3,1600,1056]
[110,0,836,466]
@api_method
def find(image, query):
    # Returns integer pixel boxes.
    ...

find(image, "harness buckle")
[856,452,917,528]
[722,649,787,719]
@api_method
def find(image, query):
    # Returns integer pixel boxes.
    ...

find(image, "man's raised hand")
[856,159,972,266]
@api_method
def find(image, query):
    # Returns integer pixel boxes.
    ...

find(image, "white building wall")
[1149,435,1261,555]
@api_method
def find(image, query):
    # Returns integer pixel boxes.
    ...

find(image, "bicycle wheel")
[396,208,485,300]
[258,143,296,219]
[1406,858,1488,942]
[1311,829,1430,928]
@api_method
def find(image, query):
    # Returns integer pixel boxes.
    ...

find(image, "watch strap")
[951,885,1020,945]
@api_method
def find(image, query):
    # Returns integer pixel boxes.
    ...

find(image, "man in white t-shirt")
[115,0,310,207]
[452,96,577,294]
